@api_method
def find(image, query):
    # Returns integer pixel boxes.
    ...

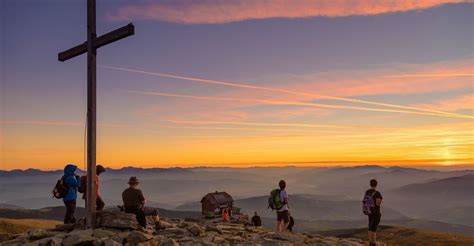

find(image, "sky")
[0,0,473,170]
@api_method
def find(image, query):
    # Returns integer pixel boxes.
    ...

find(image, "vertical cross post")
[57,0,134,229]
[86,0,97,229]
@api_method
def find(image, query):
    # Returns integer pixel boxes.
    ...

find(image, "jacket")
[63,164,80,202]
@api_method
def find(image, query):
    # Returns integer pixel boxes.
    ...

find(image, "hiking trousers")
[124,206,146,227]
[63,200,76,224]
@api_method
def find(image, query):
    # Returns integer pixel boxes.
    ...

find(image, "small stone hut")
[201,191,234,216]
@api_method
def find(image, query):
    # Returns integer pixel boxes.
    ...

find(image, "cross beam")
[58,23,134,62]
[58,0,134,229]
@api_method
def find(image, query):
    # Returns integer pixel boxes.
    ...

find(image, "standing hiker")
[275,180,290,232]
[62,164,81,224]
[363,179,383,246]
[122,177,160,228]
[80,164,106,211]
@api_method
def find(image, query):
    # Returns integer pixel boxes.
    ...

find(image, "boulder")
[187,225,203,236]
[27,229,54,240]
[205,225,222,234]
[159,238,179,246]
[126,231,153,244]
[156,220,174,230]
[62,229,97,246]
[103,238,123,246]
[93,228,118,239]
[96,211,139,230]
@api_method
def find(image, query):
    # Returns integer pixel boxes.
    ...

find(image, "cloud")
[107,0,469,24]
[415,94,474,112]
[128,89,474,119]
[103,65,473,119]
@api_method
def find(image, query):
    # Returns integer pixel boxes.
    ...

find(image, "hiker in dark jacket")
[63,164,81,224]
[251,211,262,227]
[365,179,383,246]
[122,177,160,228]
[81,164,106,211]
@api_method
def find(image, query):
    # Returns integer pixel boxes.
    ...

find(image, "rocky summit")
[0,210,367,245]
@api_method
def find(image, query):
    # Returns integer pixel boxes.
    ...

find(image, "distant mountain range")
[1,165,472,236]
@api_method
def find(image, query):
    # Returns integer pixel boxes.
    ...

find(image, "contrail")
[129,90,474,119]
[166,119,357,129]
[102,66,472,119]
[384,73,474,78]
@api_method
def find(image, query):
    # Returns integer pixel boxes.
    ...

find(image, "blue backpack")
[362,190,377,215]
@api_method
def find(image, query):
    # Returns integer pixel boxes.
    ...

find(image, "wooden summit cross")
[58,0,134,228]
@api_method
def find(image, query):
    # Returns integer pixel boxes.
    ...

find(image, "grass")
[0,217,61,234]
[328,225,474,246]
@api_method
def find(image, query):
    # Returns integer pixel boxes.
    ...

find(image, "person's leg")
[64,200,76,224]
[281,210,290,232]
[136,208,147,228]
[63,201,69,224]
[70,200,76,223]
[96,196,105,211]
[276,211,282,232]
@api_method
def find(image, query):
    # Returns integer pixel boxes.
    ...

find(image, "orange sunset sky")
[1,0,473,170]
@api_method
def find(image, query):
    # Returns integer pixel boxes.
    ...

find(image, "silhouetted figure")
[122,177,160,228]
[80,164,106,211]
[276,180,290,232]
[62,164,80,224]
[364,179,383,246]
[251,211,262,227]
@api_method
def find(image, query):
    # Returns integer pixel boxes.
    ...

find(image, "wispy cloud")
[129,89,474,119]
[415,94,474,112]
[384,73,474,78]
[104,66,473,119]
[107,0,469,24]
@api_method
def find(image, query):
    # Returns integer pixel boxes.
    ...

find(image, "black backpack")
[78,176,87,193]
[52,177,68,199]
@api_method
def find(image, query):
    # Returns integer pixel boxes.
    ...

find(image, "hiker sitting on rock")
[252,211,262,227]
[122,176,160,228]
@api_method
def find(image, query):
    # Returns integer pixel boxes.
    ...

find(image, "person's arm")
[138,189,146,206]
[66,175,81,188]
[375,192,383,206]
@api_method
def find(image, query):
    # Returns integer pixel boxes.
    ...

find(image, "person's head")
[64,164,77,175]
[128,176,139,187]
[279,180,286,190]
[254,211,258,216]
[96,165,106,176]
[370,179,378,188]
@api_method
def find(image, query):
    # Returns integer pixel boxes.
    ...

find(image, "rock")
[52,223,76,232]
[212,236,226,244]
[228,235,243,243]
[62,229,97,245]
[0,233,11,242]
[184,218,200,223]
[0,238,28,246]
[187,225,203,236]
[156,220,174,230]
[159,238,179,246]
[126,231,153,244]
[93,228,117,239]
[110,231,130,244]
[103,238,123,246]
[27,229,53,240]
[97,211,139,230]
[205,225,222,234]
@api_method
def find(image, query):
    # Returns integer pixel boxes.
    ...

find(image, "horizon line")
[3,160,473,171]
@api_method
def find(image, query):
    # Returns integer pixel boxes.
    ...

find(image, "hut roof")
[201,191,233,205]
